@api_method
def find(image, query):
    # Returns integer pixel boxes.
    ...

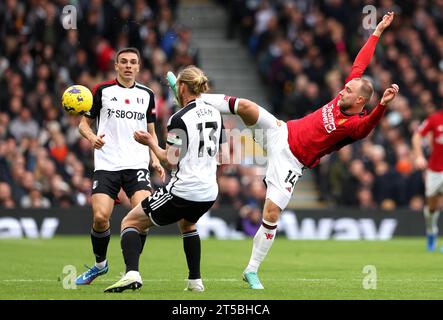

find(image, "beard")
[338,99,352,112]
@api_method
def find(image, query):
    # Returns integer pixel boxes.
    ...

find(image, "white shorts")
[425,170,443,197]
[252,107,304,210]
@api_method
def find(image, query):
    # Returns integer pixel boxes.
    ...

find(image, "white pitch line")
[2,279,56,282]
[0,278,239,283]
[3,278,443,283]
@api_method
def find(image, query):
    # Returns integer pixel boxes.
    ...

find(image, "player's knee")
[263,203,281,223]
[93,215,109,231]
[92,211,110,231]
[121,214,137,231]
[178,220,196,233]
[264,212,280,224]
[427,197,439,212]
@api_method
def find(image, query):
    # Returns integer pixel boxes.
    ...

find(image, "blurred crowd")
[1,0,442,228]
[0,0,267,236]
[221,0,443,211]
[0,0,192,209]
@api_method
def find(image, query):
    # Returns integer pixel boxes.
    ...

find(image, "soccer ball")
[61,85,93,115]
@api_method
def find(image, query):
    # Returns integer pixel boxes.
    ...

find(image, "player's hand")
[380,84,399,106]
[374,11,394,35]
[151,160,166,182]
[91,134,105,149]
[415,155,428,171]
[134,130,153,146]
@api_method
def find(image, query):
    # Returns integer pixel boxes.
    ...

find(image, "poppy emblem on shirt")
[125,99,130,104]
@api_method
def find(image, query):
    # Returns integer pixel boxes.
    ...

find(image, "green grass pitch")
[1,236,443,300]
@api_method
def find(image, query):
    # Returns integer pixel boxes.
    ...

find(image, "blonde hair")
[177,65,209,95]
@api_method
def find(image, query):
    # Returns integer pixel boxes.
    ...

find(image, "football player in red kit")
[198,12,397,289]
[412,109,443,251]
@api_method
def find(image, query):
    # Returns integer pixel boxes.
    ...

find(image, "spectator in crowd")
[9,109,39,141]
[20,186,51,209]
[0,0,185,210]
[0,182,16,208]
[216,174,244,210]
[0,0,440,216]
[238,204,262,236]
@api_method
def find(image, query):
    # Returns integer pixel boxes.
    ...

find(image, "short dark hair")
[115,47,141,63]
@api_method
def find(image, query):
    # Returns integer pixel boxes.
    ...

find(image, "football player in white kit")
[104,66,226,293]
[76,48,165,285]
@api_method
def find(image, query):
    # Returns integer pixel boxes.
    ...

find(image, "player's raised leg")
[168,73,269,128]
[200,93,272,128]
[76,193,113,285]
[178,219,205,292]
[104,203,151,292]
[198,93,287,289]
[243,198,281,289]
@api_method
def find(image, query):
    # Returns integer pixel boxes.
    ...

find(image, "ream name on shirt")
[195,108,213,118]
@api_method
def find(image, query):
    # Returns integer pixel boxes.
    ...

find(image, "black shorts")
[141,187,215,226]
[91,169,152,200]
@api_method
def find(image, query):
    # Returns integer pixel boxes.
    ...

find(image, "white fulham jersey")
[166,98,226,202]
[85,79,156,171]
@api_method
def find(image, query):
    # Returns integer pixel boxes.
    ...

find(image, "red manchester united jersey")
[287,35,386,168]
[418,110,443,172]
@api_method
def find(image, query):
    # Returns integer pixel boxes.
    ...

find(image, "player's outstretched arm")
[345,12,394,83]
[372,11,394,37]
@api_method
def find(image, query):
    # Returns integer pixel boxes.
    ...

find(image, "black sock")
[91,228,111,263]
[140,232,147,254]
[183,230,201,280]
[121,227,141,273]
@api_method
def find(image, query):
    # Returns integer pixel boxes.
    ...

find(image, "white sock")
[245,219,277,273]
[95,259,107,269]
[200,93,239,114]
[126,270,141,280]
[424,207,440,235]
[188,278,203,285]
[187,278,204,291]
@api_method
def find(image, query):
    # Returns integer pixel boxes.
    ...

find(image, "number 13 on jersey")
[196,121,218,157]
